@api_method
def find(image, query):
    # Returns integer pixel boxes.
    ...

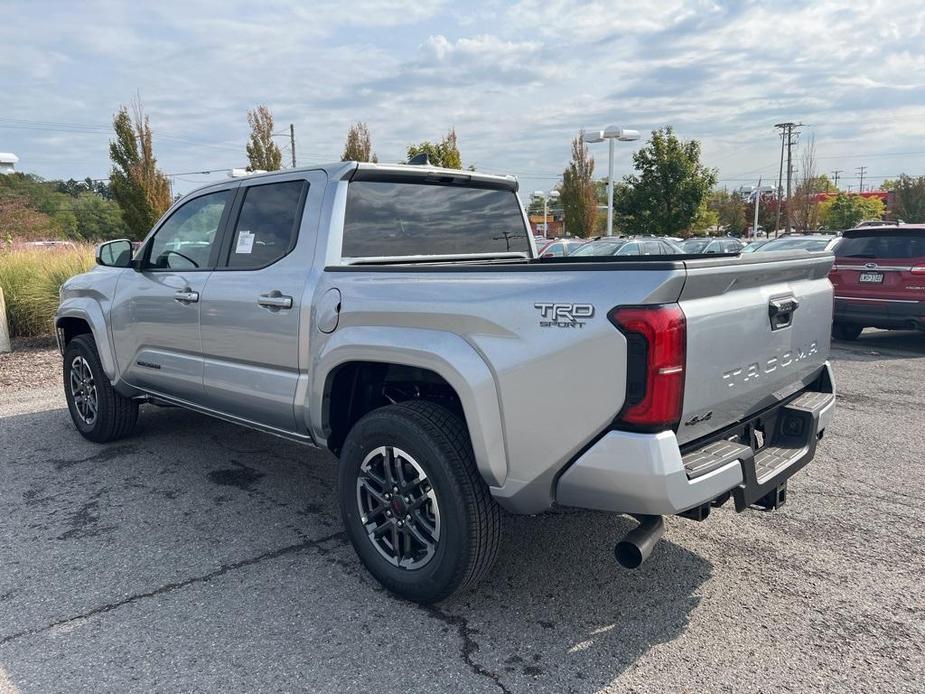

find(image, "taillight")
[910,265,925,275]
[609,304,686,432]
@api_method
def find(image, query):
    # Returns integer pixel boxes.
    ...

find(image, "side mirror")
[96,239,133,268]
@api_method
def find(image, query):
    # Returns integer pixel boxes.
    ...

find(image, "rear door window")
[226,180,307,269]
[343,181,529,258]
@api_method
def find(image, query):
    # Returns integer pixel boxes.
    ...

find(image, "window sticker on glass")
[236,230,255,254]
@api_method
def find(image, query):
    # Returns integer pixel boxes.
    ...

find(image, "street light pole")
[581,126,640,236]
[607,137,615,238]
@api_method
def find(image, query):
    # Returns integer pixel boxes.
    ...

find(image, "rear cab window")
[342,180,529,259]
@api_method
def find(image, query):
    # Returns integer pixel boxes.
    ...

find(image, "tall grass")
[0,245,95,337]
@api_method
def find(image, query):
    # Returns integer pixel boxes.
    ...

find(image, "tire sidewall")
[339,406,474,602]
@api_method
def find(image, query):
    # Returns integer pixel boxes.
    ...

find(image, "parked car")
[680,237,743,254]
[570,237,683,256]
[852,220,900,229]
[741,239,773,253]
[755,235,840,253]
[537,238,586,257]
[56,161,835,603]
[828,225,925,340]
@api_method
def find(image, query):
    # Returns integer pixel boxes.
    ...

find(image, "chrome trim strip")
[834,296,919,303]
[832,264,912,271]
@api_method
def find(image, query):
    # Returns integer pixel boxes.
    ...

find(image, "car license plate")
[859,272,883,283]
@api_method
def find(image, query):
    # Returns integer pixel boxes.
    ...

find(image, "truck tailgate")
[677,252,834,445]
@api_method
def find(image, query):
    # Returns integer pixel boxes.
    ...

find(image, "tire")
[63,334,138,443]
[338,400,502,604]
[832,322,863,341]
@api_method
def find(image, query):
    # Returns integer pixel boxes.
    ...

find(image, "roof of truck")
[189,161,519,196]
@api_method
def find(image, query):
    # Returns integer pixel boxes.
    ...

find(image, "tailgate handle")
[769,298,799,330]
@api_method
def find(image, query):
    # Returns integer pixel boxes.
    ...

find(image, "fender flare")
[311,326,508,487]
[55,301,119,383]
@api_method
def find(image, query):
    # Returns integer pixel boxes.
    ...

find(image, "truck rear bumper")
[556,362,835,516]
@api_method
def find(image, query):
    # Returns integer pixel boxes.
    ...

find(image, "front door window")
[147,191,230,270]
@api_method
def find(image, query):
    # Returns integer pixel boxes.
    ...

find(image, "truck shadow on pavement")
[1,404,710,693]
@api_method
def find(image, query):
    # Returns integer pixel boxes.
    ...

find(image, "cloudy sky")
[2,0,924,198]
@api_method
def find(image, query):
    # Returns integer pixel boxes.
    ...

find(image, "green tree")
[886,174,925,222]
[613,126,717,236]
[707,189,747,236]
[341,122,378,162]
[558,135,597,238]
[0,172,126,241]
[245,105,283,172]
[819,194,885,229]
[109,99,172,239]
[407,128,462,169]
[70,193,128,240]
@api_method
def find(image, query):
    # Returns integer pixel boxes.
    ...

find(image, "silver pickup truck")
[56,162,836,603]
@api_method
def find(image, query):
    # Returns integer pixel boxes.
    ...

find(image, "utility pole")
[775,130,785,236]
[289,124,297,168]
[856,165,867,193]
[831,169,843,190]
[774,122,802,235]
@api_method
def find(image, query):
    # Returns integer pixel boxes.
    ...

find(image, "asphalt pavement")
[1,330,923,693]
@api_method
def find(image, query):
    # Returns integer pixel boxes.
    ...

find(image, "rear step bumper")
[556,363,835,516]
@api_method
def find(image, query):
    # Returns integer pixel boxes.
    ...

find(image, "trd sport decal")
[534,303,594,328]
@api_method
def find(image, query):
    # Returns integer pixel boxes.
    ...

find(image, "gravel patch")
[0,343,60,393]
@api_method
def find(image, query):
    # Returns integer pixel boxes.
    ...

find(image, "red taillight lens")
[910,265,925,275]
[609,304,686,432]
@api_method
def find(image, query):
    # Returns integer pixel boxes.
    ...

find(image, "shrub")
[0,244,95,337]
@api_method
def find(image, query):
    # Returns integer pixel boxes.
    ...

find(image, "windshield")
[570,240,627,256]
[741,241,765,253]
[835,231,925,259]
[342,180,529,258]
[681,239,710,253]
[758,237,834,252]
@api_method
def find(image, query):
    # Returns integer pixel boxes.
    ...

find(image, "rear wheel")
[63,334,138,442]
[338,400,501,603]
[832,322,863,341]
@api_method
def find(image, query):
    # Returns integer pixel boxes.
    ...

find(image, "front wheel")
[63,334,138,442]
[832,322,863,341]
[338,401,502,603]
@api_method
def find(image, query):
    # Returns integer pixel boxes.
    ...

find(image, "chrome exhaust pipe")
[614,514,665,569]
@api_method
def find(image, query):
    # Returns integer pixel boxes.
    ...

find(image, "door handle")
[174,289,199,303]
[258,292,293,310]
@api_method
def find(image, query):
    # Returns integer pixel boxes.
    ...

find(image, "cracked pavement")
[1,330,924,693]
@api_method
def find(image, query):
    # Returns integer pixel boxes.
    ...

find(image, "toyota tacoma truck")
[56,162,836,603]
